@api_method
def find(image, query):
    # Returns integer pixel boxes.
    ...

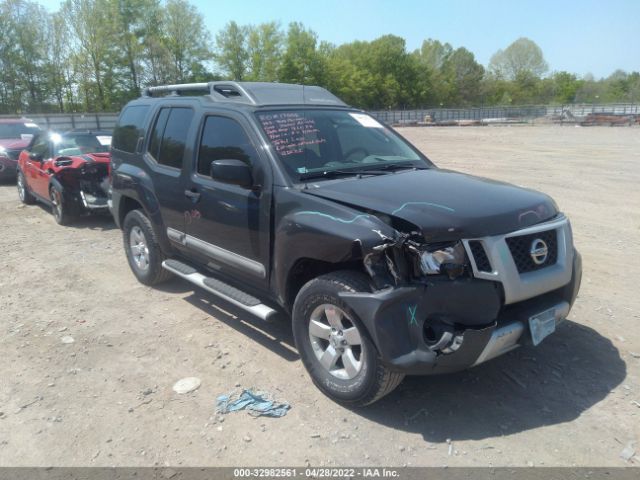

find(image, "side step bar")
[161,259,277,321]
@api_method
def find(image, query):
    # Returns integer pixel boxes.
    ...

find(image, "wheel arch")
[285,257,366,311]
[117,194,174,255]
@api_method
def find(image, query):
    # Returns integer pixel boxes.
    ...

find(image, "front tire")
[50,185,76,225]
[292,271,404,406]
[17,171,35,205]
[122,209,172,286]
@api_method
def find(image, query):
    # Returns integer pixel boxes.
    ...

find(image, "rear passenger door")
[183,113,272,289]
[144,106,195,247]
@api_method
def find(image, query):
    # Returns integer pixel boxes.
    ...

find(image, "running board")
[161,259,277,321]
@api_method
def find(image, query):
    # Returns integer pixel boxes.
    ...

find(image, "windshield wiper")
[355,162,428,173]
[299,169,385,181]
[299,162,427,181]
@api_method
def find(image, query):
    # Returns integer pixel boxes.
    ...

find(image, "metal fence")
[1,103,638,130]
[369,103,640,124]
[0,112,119,131]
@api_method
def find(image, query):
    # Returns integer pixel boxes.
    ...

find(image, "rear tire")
[17,170,35,205]
[292,271,404,406]
[122,209,172,286]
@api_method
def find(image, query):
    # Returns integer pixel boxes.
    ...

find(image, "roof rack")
[141,82,258,105]
[140,81,348,107]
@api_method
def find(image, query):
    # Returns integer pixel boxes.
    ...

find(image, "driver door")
[24,134,52,199]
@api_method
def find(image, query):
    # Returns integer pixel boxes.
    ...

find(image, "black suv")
[109,82,582,406]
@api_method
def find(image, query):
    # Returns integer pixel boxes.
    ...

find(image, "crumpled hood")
[76,152,111,164]
[302,168,558,241]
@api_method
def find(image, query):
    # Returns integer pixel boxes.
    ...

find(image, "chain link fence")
[0,112,119,131]
[369,103,640,125]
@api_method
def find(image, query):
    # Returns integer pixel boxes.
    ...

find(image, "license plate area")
[528,308,556,346]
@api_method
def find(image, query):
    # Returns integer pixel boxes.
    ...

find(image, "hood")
[0,138,29,150]
[302,168,558,241]
[76,152,111,164]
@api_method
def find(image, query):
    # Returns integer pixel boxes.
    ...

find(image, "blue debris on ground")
[216,389,291,418]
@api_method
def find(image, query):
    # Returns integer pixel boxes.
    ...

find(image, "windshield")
[256,109,431,180]
[0,122,40,139]
[52,133,112,156]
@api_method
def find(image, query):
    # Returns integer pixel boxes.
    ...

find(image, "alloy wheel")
[129,225,150,271]
[308,304,363,380]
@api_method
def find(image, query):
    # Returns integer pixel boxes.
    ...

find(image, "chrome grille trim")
[462,215,573,305]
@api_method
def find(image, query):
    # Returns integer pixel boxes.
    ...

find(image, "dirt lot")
[0,125,639,467]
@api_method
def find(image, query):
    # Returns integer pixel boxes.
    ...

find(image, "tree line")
[1,0,639,114]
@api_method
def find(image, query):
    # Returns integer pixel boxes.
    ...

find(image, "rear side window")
[112,105,149,153]
[148,107,194,169]
[197,116,257,176]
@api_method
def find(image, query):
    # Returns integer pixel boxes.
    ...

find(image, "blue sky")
[40,0,639,78]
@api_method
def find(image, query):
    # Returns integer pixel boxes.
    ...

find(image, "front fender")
[273,187,398,304]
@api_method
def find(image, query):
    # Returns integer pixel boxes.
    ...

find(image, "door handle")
[184,189,201,202]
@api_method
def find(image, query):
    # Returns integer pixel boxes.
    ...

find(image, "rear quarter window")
[112,105,150,153]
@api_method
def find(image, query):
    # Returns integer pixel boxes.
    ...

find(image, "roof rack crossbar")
[141,81,258,105]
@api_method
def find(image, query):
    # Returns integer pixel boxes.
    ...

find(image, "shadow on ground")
[355,319,625,442]
[33,202,117,231]
[183,288,298,362]
[152,275,625,442]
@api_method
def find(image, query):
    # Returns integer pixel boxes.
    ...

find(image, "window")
[53,134,112,156]
[112,105,150,153]
[0,122,40,139]
[30,134,50,159]
[197,116,257,176]
[147,107,194,169]
[148,108,170,162]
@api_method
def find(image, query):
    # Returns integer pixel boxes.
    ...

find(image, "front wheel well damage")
[286,258,366,309]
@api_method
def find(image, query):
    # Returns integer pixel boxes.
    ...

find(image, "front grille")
[505,229,558,273]
[469,240,492,272]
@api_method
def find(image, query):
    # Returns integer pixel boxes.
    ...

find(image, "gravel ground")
[0,125,638,467]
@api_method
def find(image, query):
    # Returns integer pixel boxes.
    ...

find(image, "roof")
[141,81,348,108]
[0,118,34,124]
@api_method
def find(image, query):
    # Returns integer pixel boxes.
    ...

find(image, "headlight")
[420,241,467,278]
[0,146,6,155]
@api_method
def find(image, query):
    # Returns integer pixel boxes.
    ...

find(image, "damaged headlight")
[420,241,467,278]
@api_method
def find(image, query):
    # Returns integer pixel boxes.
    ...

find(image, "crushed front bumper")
[339,250,582,375]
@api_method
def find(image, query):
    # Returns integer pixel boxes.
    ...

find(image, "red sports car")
[17,130,112,225]
[0,119,41,181]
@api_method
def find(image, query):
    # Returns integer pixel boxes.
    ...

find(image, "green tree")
[489,37,548,80]
[214,21,249,80]
[441,47,484,106]
[112,0,162,97]
[246,22,283,81]
[163,0,211,82]
[278,23,327,85]
[62,0,120,111]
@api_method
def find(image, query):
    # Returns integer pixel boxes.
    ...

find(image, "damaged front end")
[55,158,110,213]
[342,215,582,375]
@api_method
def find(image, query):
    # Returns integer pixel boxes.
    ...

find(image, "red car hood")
[0,138,30,150]
[76,152,111,163]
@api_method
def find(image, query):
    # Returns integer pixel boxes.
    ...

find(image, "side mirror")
[210,159,253,188]
[29,152,43,162]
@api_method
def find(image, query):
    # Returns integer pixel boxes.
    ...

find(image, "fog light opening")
[423,319,463,354]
